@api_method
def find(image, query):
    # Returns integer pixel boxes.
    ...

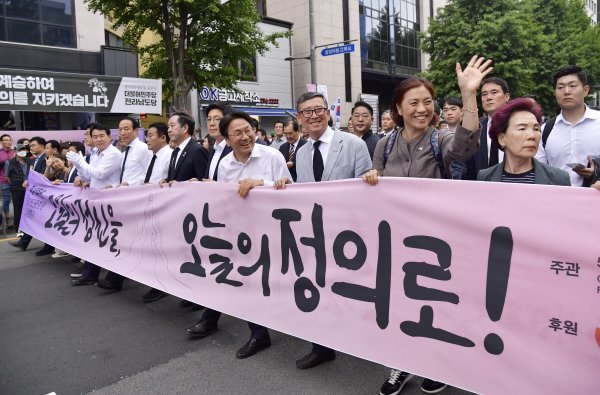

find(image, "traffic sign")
[321,44,355,57]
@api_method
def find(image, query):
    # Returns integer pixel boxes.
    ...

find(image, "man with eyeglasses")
[204,103,233,181]
[350,101,380,159]
[276,91,372,370]
[186,111,291,361]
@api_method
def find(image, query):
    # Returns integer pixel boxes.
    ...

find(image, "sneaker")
[380,369,414,395]
[70,272,83,279]
[52,250,69,259]
[421,379,447,394]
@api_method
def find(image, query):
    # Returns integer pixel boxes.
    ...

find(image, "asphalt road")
[0,234,475,395]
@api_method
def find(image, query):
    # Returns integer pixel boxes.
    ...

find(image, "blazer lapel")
[173,142,192,180]
[213,145,232,181]
[321,131,342,181]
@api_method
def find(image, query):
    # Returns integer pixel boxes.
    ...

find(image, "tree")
[85,0,289,112]
[421,0,600,116]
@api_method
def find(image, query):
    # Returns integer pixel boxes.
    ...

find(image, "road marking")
[0,237,20,242]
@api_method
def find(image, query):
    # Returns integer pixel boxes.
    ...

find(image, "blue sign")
[321,44,355,57]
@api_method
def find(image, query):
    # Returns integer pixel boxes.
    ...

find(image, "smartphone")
[566,163,586,171]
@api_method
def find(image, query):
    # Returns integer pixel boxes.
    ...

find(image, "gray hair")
[296,92,328,110]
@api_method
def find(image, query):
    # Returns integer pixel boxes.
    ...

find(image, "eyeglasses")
[207,117,223,124]
[299,107,327,118]
[227,126,254,138]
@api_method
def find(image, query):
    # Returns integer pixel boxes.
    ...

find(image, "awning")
[234,106,297,117]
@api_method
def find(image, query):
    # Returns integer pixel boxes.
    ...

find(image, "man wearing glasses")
[186,111,291,360]
[276,91,372,369]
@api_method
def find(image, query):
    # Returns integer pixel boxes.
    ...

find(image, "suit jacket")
[477,158,571,186]
[279,138,306,182]
[296,129,372,182]
[466,117,489,180]
[205,145,232,181]
[32,153,47,174]
[168,140,209,182]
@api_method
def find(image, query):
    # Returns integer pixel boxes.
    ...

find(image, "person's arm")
[354,138,373,178]
[455,55,493,132]
[71,151,122,181]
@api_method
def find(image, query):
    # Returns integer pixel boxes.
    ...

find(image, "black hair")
[351,101,374,116]
[29,136,47,146]
[171,112,195,136]
[118,116,139,130]
[552,65,588,87]
[148,122,169,143]
[206,103,233,117]
[90,124,111,136]
[442,96,463,108]
[68,141,85,154]
[46,139,60,151]
[219,111,255,138]
[480,77,510,94]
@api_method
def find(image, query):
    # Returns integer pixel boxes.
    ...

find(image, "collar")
[557,105,600,124]
[232,142,264,164]
[155,144,170,156]
[177,136,191,151]
[215,139,227,151]
[309,126,335,145]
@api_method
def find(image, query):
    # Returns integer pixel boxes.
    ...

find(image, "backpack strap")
[430,129,446,178]
[542,116,557,148]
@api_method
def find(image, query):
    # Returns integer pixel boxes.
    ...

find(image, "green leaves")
[421,0,599,116]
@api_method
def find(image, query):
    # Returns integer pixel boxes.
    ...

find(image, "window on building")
[393,0,420,74]
[0,0,76,48]
[105,30,132,49]
[255,0,267,15]
[239,56,258,82]
[360,0,390,72]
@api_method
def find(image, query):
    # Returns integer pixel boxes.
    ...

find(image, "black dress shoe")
[296,351,336,369]
[186,320,218,338]
[142,288,167,303]
[72,278,96,286]
[96,279,122,292]
[236,338,271,359]
[187,303,204,311]
[8,241,26,251]
[35,246,55,256]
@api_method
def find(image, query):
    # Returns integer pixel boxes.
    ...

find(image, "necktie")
[144,154,157,183]
[313,140,324,182]
[289,143,296,162]
[168,147,180,180]
[119,145,131,183]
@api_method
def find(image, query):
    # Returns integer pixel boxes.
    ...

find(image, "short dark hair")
[257,128,267,138]
[552,65,587,87]
[17,138,28,145]
[296,91,328,109]
[442,96,463,108]
[480,77,510,94]
[68,141,85,154]
[249,117,259,129]
[118,116,139,130]
[29,136,46,146]
[86,122,100,134]
[90,124,111,136]
[0,133,11,141]
[205,102,232,117]
[172,112,195,136]
[283,117,300,132]
[46,139,60,151]
[489,97,543,151]
[274,120,284,127]
[148,122,169,143]
[220,111,255,138]
[352,101,374,116]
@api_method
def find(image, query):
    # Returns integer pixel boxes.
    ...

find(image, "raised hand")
[456,55,493,94]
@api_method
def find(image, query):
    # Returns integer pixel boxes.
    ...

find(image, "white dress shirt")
[217,143,292,186]
[208,139,227,180]
[75,144,123,189]
[120,137,152,186]
[536,106,600,186]
[308,126,335,165]
[486,119,504,164]
[174,136,192,166]
[147,144,173,183]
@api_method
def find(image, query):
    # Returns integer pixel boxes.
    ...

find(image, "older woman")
[477,98,570,185]
[364,55,492,395]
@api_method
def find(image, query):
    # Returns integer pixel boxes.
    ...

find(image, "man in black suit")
[9,136,53,253]
[466,77,510,179]
[204,103,233,181]
[161,111,209,184]
[278,117,306,182]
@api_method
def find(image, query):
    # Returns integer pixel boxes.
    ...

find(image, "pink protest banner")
[20,171,600,394]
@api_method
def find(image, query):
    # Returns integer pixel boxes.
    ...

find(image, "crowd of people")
[2,55,600,395]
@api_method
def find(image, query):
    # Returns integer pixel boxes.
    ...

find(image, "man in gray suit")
[279,91,372,369]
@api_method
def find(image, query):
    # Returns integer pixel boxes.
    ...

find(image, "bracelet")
[463,107,478,114]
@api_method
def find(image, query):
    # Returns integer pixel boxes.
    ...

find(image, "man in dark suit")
[278,117,306,182]
[9,136,53,253]
[204,103,233,181]
[466,77,510,179]
[161,111,209,184]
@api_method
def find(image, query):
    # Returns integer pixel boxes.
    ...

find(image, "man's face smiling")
[297,97,331,140]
